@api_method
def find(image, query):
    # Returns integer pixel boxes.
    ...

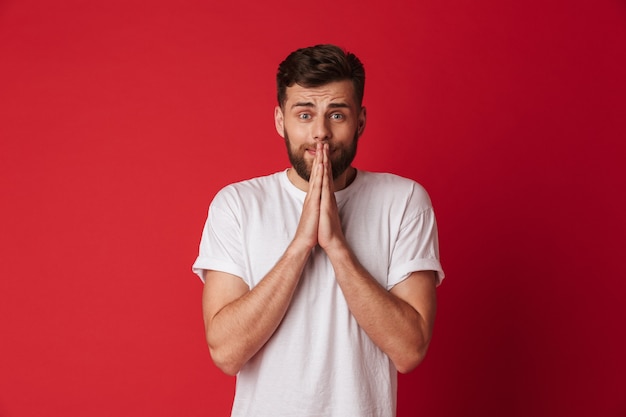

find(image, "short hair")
[276,44,365,109]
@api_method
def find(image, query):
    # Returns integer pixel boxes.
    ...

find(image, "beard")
[284,131,359,182]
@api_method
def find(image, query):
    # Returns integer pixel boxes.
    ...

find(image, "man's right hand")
[291,142,324,252]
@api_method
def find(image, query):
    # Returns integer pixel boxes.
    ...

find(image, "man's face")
[274,80,366,183]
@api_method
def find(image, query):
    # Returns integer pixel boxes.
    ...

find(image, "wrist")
[322,238,351,261]
[285,238,315,260]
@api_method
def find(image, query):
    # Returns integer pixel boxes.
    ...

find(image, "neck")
[333,166,357,191]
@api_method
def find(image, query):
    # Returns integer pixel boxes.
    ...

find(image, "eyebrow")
[290,102,350,110]
[291,102,314,109]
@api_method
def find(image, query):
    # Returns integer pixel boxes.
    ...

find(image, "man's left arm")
[318,145,438,373]
[327,246,437,374]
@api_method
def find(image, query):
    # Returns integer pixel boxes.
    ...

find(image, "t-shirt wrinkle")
[399,208,431,233]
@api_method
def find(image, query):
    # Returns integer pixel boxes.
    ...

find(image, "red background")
[1,0,625,416]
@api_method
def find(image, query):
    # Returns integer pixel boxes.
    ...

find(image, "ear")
[357,106,367,137]
[274,106,285,138]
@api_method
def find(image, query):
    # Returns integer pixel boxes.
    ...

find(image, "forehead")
[284,80,357,107]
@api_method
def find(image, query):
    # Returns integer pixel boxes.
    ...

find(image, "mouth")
[305,145,322,156]
[305,144,334,156]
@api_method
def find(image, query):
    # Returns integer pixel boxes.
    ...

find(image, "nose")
[312,116,331,141]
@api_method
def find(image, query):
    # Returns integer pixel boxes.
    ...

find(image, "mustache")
[297,143,333,153]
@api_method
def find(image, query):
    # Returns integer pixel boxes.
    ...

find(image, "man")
[192,44,444,417]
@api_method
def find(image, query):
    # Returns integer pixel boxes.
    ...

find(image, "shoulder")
[211,171,285,209]
[359,171,421,187]
[356,171,432,205]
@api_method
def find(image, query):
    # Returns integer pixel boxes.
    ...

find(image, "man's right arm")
[203,148,325,376]
[201,242,311,376]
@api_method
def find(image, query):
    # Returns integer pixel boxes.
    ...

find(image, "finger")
[324,143,336,191]
[323,143,334,191]
[321,143,334,203]
[308,142,324,198]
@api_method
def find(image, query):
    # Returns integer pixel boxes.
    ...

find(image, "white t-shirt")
[193,169,444,417]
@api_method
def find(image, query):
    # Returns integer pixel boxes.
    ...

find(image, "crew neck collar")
[280,168,362,203]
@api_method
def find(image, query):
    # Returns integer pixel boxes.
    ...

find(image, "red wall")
[1,0,625,416]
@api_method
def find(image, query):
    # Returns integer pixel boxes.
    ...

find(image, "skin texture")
[202,80,438,376]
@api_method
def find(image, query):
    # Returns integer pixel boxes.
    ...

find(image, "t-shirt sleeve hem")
[387,258,445,290]
[192,257,247,285]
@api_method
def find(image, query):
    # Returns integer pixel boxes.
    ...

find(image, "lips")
[304,145,333,155]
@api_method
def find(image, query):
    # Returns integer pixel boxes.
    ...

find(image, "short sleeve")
[387,185,444,289]
[191,189,249,285]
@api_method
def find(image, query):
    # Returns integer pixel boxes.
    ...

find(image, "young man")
[193,44,444,417]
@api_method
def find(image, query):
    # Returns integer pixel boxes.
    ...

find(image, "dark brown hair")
[276,44,365,109]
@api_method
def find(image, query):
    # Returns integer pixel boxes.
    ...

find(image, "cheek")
[332,123,358,141]
[283,123,308,142]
